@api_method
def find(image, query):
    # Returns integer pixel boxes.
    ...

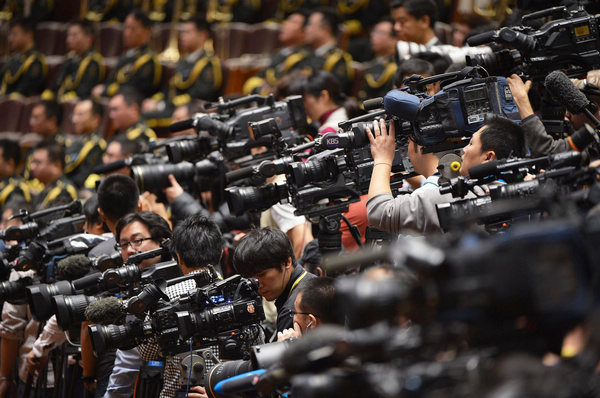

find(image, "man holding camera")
[234,227,317,335]
[366,116,526,234]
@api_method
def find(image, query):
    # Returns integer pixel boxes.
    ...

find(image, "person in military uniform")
[93,10,162,99]
[357,18,398,102]
[41,19,105,102]
[243,10,313,95]
[0,139,31,210]
[83,137,142,191]
[0,17,46,97]
[304,7,354,95]
[109,87,157,147]
[65,99,107,190]
[22,100,68,188]
[86,0,136,22]
[337,0,388,62]
[143,17,222,126]
[206,0,263,23]
[1,0,53,23]
[29,140,77,210]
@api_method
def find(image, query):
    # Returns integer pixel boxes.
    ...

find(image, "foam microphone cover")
[466,30,497,46]
[85,296,122,324]
[92,159,127,175]
[57,254,92,281]
[468,160,500,180]
[169,118,195,132]
[545,71,590,114]
[383,90,420,122]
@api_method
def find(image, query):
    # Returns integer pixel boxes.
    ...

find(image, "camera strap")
[287,270,307,300]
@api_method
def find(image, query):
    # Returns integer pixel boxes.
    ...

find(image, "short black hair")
[35,100,63,126]
[115,86,143,109]
[10,17,35,34]
[298,277,336,323]
[127,9,152,29]
[289,70,345,105]
[187,16,210,32]
[84,194,108,232]
[0,139,21,167]
[310,7,339,37]
[396,58,435,85]
[69,18,94,36]
[115,211,172,245]
[33,139,65,168]
[233,227,296,277]
[413,51,451,75]
[391,0,437,27]
[89,99,104,119]
[109,136,141,157]
[480,115,526,159]
[97,174,140,222]
[171,215,224,269]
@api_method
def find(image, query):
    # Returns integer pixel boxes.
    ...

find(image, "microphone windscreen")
[92,159,127,175]
[362,97,383,111]
[383,90,420,121]
[544,71,590,114]
[85,296,123,324]
[169,118,194,132]
[226,166,255,184]
[468,160,500,180]
[57,255,92,281]
[466,30,496,46]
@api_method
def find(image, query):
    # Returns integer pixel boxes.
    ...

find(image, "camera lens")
[53,294,98,331]
[131,162,196,194]
[88,322,150,356]
[290,158,332,187]
[0,278,32,305]
[204,360,254,398]
[27,280,75,322]
[226,185,285,216]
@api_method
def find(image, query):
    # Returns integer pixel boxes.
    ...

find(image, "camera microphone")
[169,118,195,133]
[466,30,497,47]
[362,97,383,111]
[545,71,600,136]
[57,254,92,281]
[92,159,127,175]
[85,296,123,324]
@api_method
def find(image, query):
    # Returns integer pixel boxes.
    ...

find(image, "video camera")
[466,6,600,80]
[383,66,520,152]
[89,274,264,359]
[167,95,308,162]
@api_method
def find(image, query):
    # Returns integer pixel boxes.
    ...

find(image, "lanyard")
[287,270,308,299]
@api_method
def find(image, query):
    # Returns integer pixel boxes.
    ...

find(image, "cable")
[186,337,194,397]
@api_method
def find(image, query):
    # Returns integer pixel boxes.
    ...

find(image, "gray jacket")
[367,175,477,235]
[521,114,572,157]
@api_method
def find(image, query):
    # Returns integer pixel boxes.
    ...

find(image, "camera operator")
[104,212,172,398]
[234,227,317,336]
[366,116,526,234]
[139,215,225,398]
[277,277,335,342]
[507,73,600,158]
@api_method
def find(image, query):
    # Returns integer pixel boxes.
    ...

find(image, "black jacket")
[274,265,316,333]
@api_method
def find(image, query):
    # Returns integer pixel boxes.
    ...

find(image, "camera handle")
[317,214,362,260]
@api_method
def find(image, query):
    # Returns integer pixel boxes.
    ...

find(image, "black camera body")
[467,6,600,80]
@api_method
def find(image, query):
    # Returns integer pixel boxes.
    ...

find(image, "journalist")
[366,115,526,234]
[139,215,225,398]
[234,227,317,334]
[277,277,336,341]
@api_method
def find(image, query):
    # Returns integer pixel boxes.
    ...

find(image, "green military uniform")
[22,132,68,193]
[310,44,354,95]
[0,175,32,209]
[207,0,263,23]
[114,121,157,148]
[338,0,387,62]
[32,175,78,210]
[64,133,107,189]
[243,46,313,95]
[87,0,136,22]
[41,50,105,102]
[0,48,47,97]
[357,55,397,102]
[147,49,223,128]
[103,44,162,98]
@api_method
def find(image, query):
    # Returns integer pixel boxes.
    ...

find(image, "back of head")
[172,215,224,268]
[290,70,344,105]
[312,7,339,38]
[391,0,437,27]
[298,277,336,323]
[397,58,435,83]
[233,227,296,278]
[481,115,526,159]
[97,174,140,223]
